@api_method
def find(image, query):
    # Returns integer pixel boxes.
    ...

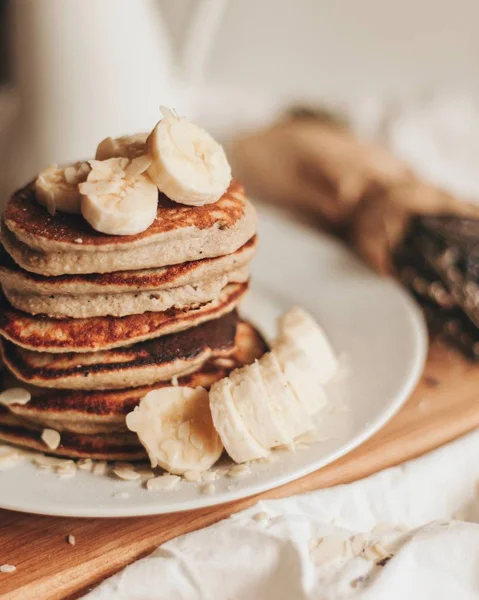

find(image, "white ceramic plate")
[0,206,427,517]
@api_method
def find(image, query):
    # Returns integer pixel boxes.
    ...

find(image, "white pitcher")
[4,0,227,202]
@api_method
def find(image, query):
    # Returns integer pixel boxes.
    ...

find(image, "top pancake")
[0,236,256,296]
[2,180,256,275]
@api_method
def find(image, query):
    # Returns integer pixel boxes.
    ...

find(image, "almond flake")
[160,106,178,119]
[67,534,76,546]
[58,470,76,480]
[0,564,16,573]
[201,470,217,482]
[254,454,274,464]
[252,511,270,525]
[113,467,140,481]
[113,461,135,470]
[113,491,130,499]
[41,428,61,450]
[183,470,202,482]
[57,463,77,479]
[147,474,181,492]
[214,357,236,368]
[92,461,108,476]
[201,483,216,495]
[0,388,31,406]
[77,458,93,472]
[57,462,76,472]
[136,468,155,480]
[74,238,83,244]
[34,455,72,468]
[171,375,179,387]
[228,464,250,478]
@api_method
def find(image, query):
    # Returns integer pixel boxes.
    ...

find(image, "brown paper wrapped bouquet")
[230,109,479,358]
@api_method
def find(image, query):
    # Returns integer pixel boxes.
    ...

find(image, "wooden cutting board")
[0,340,478,600]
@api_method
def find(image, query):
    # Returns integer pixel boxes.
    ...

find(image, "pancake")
[0,312,238,390]
[2,268,249,318]
[0,282,248,353]
[0,411,146,461]
[2,181,256,275]
[0,235,256,295]
[0,320,268,460]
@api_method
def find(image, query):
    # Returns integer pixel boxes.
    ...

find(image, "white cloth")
[83,429,479,600]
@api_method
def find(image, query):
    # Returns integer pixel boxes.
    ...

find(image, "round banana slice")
[272,342,328,415]
[146,106,232,206]
[275,306,338,383]
[35,161,90,215]
[79,156,158,236]
[95,133,148,160]
[209,378,269,464]
[229,361,292,448]
[257,352,314,440]
[126,387,223,475]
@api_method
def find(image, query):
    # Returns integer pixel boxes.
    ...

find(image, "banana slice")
[146,106,231,206]
[35,161,90,215]
[209,378,268,464]
[79,157,158,235]
[229,361,295,448]
[258,353,313,440]
[272,342,327,415]
[275,307,338,383]
[95,133,148,160]
[126,386,223,475]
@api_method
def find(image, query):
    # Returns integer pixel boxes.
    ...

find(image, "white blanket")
[84,429,479,600]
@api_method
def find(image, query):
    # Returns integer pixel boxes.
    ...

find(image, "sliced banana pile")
[126,307,337,473]
[34,107,232,235]
[79,157,158,235]
[210,307,337,463]
[126,387,223,475]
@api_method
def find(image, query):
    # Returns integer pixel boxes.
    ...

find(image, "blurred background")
[1,0,479,205]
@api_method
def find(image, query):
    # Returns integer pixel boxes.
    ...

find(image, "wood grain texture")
[0,340,478,600]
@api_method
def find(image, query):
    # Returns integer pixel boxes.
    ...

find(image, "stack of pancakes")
[395,215,479,360]
[0,181,266,460]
